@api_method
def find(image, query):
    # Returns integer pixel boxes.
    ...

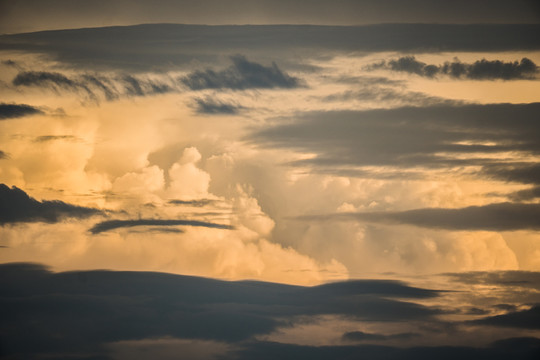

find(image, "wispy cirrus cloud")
[180,55,300,90]
[12,71,178,101]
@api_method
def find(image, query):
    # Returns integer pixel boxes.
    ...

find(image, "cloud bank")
[0,184,102,224]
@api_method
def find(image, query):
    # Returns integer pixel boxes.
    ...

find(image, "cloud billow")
[181,55,300,90]
[0,184,101,224]
[370,56,539,80]
[0,102,43,120]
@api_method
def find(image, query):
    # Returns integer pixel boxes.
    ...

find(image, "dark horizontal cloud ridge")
[89,218,234,234]
[370,56,539,80]
[299,202,540,231]
[0,102,43,119]
[0,184,102,224]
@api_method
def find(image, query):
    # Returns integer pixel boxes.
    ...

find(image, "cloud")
[0,184,102,224]
[1,24,540,71]
[0,150,9,159]
[192,97,245,115]
[298,202,540,231]
[88,218,234,234]
[33,135,81,143]
[482,163,540,185]
[249,103,540,176]
[342,330,420,342]
[0,262,443,358]
[321,86,461,107]
[0,102,43,119]
[12,71,79,89]
[180,55,300,90]
[473,305,540,329]
[168,199,218,207]
[12,71,177,100]
[508,186,540,201]
[370,56,539,80]
[232,338,540,360]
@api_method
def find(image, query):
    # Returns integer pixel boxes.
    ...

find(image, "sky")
[1,1,540,359]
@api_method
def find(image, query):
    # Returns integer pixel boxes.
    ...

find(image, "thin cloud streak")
[89,218,234,234]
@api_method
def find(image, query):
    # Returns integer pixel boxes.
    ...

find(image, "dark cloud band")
[89,218,234,234]
[298,202,540,231]
[0,102,43,120]
[369,56,538,80]
[0,184,102,224]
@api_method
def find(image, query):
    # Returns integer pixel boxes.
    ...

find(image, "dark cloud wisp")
[0,184,102,224]
[0,102,43,119]
[12,71,177,100]
[180,55,300,90]
[192,97,245,114]
[89,218,234,234]
[369,56,539,80]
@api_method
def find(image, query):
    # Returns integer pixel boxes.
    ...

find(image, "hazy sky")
[1,1,540,359]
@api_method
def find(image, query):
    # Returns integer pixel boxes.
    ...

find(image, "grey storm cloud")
[180,55,300,90]
[370,56,539,80]
[0,262,444,359]
[249,103,540,178]
[0,102,43,119]
[192,97,245,114]
[3,24,539,71]
[298,202,540,232]
[12,71,177,100]
[0,184,102,224]
[88,218,234,234]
